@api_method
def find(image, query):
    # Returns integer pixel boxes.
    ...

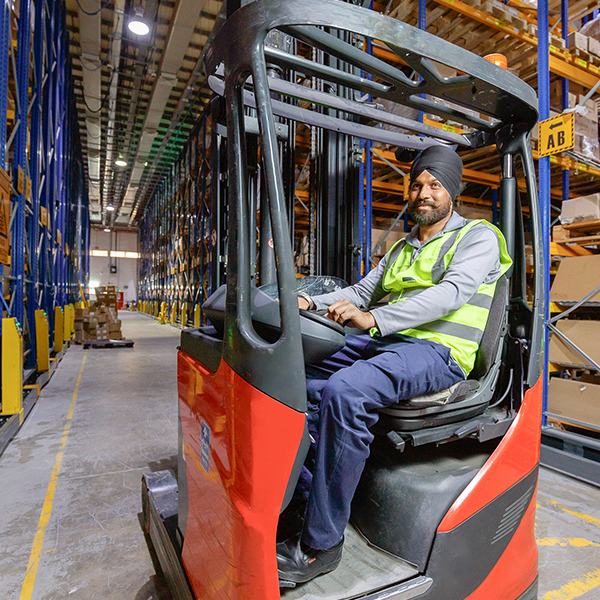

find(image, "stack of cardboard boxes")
[95,285,118,310]
[552,193,600,243]
[533,87,599,162]
[74,305,124,344]
[549,255,600,432]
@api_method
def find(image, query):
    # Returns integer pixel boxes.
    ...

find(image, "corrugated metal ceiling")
[65,0,224,229]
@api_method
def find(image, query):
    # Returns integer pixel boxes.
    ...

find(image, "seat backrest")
[469,275,509,381]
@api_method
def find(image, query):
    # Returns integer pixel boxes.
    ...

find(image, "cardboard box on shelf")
[549,377,600,430]
[568,31,589,53]
[560,193,600,223]
[74,308,89,320]
[577,96,598,123]
[550,255,600,304]
[589,36,600,58]
[550,81,577,111]
[574,113,598,138]
[574,134,600,161]
[552,225,570,243]
[455,205,494,223]
[371,228,408,256]
[549,321,600,367]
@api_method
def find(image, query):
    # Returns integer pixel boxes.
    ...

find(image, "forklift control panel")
[203,284,346,364]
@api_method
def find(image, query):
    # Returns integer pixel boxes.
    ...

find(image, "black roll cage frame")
[203,0,544,413]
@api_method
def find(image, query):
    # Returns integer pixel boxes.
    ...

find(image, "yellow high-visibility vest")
[380,220,512,375]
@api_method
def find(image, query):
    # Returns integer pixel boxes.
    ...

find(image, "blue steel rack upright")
[0,0,89,422]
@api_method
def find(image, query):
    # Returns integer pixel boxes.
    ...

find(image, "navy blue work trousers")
[300,333,464,550]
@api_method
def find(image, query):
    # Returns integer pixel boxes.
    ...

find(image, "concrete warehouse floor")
[0,312,599,599]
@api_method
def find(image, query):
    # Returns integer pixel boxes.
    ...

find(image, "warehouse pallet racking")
[138,114,212,327]
[0,0,89,451]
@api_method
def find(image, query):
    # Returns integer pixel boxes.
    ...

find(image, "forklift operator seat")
[376,275,509,436]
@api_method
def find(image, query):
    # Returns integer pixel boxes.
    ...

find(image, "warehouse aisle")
[0,312,179,600]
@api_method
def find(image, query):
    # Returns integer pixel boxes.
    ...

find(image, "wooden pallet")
[83,339,134,349]
[553,220,600,247]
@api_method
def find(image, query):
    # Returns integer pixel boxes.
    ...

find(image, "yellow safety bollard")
[54,307,64,353]
[170,302,177,324]
[2,318,24,424]
[69,303,75,335]
[181,302,188,328]
[63,305,72,343]
[194,304,201,328]
[35,309,50,372]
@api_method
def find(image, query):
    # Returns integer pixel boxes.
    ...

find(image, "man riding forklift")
[277,145,513,584]
[142,2,543,599]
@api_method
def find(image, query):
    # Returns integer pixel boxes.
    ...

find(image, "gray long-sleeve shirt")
[312,212,502,337]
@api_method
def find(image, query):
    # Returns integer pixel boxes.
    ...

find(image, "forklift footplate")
[280,523,427,600]
[83,339,134,349]
[142,470,195,600]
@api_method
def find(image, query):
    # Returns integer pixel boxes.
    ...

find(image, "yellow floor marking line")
[562,508,600,530]
[537,537,600,547]
[541,568,600,600]
[19,352,88,600]
[545,499,600,530]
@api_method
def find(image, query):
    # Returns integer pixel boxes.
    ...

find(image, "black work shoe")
[277,534,344,584]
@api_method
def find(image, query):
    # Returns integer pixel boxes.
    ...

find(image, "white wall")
[89,228,138,303]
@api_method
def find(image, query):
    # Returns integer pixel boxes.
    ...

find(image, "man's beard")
[408,198,452,226]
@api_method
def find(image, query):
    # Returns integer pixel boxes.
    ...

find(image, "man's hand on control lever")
[326,299,376,330]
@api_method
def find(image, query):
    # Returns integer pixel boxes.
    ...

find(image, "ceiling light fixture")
[115,158,128,167]
[128,6,150,36]
[104,228,111,232]
[106,205,115,211]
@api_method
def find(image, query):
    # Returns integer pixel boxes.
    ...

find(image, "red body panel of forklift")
[440,377,542,531]
[178,351,305,600]
[178,344,541,600]
[442,377,542,599]
[464,491,538,600]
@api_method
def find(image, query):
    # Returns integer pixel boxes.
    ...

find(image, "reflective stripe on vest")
[379,219,513,375]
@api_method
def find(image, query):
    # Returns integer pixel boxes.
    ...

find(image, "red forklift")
[142,1,543,599]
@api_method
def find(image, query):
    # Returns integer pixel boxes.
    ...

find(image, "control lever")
[387,431,406,452]
[454,421,480,439]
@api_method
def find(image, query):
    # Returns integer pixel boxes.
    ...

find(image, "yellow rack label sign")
[538,113,574,157]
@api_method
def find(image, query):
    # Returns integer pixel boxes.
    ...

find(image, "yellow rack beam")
[431,0,600,88]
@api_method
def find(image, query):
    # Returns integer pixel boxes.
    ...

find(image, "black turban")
[409,145,463,200]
